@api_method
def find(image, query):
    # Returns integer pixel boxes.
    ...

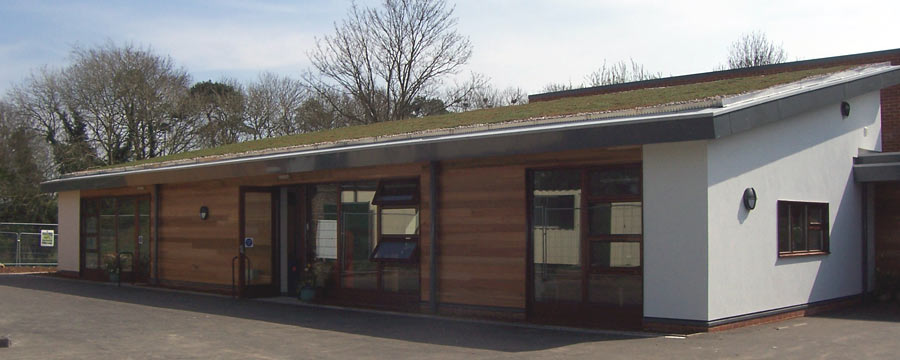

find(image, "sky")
[0,0,898,96]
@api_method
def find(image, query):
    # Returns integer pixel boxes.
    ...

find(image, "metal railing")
[0,222,58,266]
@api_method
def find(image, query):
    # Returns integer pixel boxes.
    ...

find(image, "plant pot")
[299,286,316,302]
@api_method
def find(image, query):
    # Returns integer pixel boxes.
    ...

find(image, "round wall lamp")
[200,206,210,220]
[742,188,757,210]
[841,101,851,117]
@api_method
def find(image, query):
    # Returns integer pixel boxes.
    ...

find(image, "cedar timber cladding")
[158,180,238,286]
[436,146,642,310]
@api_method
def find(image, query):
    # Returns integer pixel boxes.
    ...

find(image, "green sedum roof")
[96,65,847,172]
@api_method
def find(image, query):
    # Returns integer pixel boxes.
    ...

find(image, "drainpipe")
[429,161,440,313]
[153,184,160,284]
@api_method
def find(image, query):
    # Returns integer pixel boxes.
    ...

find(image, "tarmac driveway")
[0,274,898,359]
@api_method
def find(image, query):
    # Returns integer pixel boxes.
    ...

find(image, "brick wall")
[530,49,900,151]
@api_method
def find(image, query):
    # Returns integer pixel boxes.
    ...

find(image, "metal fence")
[0,223,58,266]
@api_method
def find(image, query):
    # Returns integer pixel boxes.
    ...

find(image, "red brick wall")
[882,84,900,152]
[530,49,900,151]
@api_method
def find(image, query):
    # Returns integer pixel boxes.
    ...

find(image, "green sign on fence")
[40,230,54,247]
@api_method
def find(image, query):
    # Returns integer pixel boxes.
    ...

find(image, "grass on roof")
[103,65,847,170]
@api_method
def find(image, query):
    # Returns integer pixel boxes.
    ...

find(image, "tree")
[10,68,100,174]
[541,81,576,93]
[188,80,246,147]
[13,43,192,167]
[586,59,662,86]
[244,73,310,139]
[726,31,787,69]
[65,43,191,164]
[442,72,527,112]
[0,101,57,223]
[307,0,472,124]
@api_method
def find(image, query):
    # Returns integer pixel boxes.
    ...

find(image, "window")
[586,167,642,272]
[372,179,419,206]
[534,195,576,229]
[778,201,829,256]
[371,240,418,262]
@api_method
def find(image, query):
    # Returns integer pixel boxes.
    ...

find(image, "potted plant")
[297,259,334,302]
[298,264,317,302]
[103,255,120,283]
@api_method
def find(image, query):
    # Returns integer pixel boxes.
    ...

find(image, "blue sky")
[1,0,898,95]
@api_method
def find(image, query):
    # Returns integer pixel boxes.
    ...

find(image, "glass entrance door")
[240,188,279,297]
[80,195,152,282]
[530,166,643,329]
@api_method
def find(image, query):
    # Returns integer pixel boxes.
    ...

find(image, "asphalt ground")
[1,274,899,359]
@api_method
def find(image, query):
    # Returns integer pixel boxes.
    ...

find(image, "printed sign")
[40,230,55,247]
[243,237,254,248]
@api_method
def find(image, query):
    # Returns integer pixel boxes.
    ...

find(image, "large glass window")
[80,196,151,276]
[313,179,420,295]
[340,182,379,290]
[532,169,582,303]
[777,201,829,256]
[531,165,642,309]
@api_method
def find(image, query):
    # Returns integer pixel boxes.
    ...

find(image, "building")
[42,49,900,332]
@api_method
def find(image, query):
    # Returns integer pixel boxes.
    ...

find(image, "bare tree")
[445,74,527,112]
[10,68,100,174]
[586,59,662,86]
[541,81,576,93]
[307,0,472,124]
[12,43,193,167]
[244,73,310,138]
[727,31,787,69]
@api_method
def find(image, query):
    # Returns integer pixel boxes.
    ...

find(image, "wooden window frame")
[777,201,830,257]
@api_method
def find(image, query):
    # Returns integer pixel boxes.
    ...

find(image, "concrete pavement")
[0,274,898,359]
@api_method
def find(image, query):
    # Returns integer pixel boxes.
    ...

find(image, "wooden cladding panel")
[438,164,527,308]
[158,181,239,285]
[436,146,641,310]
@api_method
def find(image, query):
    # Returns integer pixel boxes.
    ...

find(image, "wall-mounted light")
[200,206,210,220]
[743,188,757,210]
[841,101,851,117]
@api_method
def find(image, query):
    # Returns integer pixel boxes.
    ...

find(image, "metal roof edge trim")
[711,66,900,138]
[40,111,717,193]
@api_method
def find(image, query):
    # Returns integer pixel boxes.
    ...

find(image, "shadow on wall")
[0,275,639,352]
[708,96,877,187]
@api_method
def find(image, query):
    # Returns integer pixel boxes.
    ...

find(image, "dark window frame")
[777,200,830,257]
[372,179,419,206]
[370,236,419,263]
[586,166,643,274]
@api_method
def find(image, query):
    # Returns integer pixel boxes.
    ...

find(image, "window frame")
[585,166,643,274]
[777,200,830,257]
[370,236,419,263]
[372,179,420,206]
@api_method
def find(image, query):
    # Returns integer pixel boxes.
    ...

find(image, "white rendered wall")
[643,140,709,321]
[706,91,881,320]
[57,190,80,272]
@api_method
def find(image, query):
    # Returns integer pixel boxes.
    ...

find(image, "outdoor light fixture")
[200,206,210,220]
[742,188,757,210]
[841,101,851,117]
